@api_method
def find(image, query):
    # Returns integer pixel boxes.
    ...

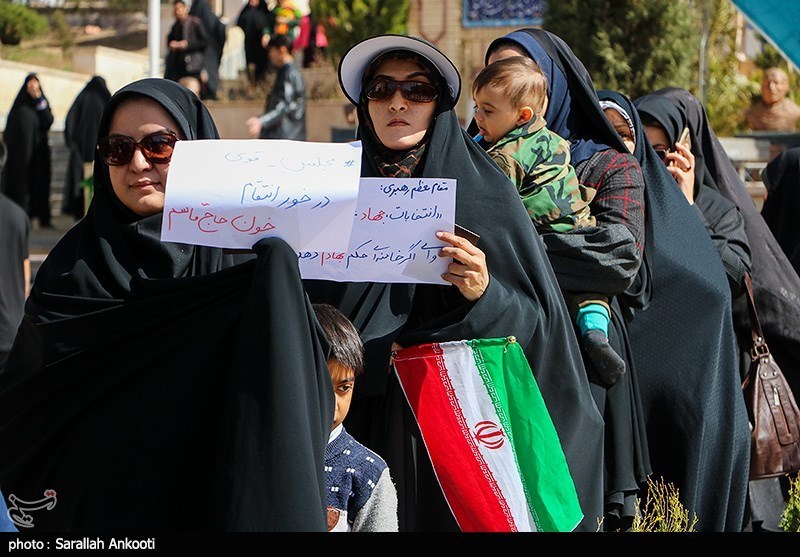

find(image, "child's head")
[471,56,548,145]
[312,303,364,431]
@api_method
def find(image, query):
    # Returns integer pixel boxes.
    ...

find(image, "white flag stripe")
[441,342,536,531]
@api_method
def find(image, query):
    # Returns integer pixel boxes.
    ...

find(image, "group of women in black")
[0,27,798,533]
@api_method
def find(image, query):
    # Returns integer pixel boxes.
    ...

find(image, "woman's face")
[366,57,438,150]
[604,108,636,154]
[107,98,182,217]
[26,78,41,98]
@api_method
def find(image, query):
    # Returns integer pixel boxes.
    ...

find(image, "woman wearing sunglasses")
[0,78,335,531]
[304,34,603,532]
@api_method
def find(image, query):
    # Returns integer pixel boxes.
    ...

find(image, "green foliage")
[780,475,800,532]
[310,0,409,70]
[106,0,148,11]
[700,0,753,134]
[631,476,698,532]
[0,1,49,45]
[51,9,74,57]
[543,0,699,100]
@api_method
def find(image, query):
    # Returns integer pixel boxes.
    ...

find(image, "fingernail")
[436,231,444,238]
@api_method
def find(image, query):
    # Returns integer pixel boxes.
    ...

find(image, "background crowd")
[1,5,800,535]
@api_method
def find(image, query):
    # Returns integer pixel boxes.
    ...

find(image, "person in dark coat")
[762,148,800,278]
[634,93,752,299]
[594,88,752,532]
[236,0,274,85]
[189,0,227,100]
[62,75,112,220]
[654,87,800,532]
[0,140,30,374]
[1,73,54,228]
[305,34,604,532]
[164,0,208,87]
[0,78,334,532]
[246,33,306,140]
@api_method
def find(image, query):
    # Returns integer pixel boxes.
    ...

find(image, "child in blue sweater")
[313,304,398,532]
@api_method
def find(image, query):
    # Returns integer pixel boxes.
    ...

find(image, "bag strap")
[743,274,771,390]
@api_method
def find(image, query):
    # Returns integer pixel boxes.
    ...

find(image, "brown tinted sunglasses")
[97,130,179,166]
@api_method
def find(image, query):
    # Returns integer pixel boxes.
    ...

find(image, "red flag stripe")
[395,344,516,531]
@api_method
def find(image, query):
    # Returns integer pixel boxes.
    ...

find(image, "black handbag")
[742,273,800,480]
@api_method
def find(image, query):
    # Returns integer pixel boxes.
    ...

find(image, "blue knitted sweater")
[325,425,398,532]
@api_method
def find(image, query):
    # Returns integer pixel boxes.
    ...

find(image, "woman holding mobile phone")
[635,92,751,298]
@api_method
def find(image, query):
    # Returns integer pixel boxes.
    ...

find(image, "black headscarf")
[657,87,800,400]
[31,78,247,315]
[762,148,800,272]
[481,29,618,164]
[62,76,112,219]
[598,89,751,532]
[305,36,604,533]
[0,73,53,218]
[189,0,226,99]
[0,78,334,531]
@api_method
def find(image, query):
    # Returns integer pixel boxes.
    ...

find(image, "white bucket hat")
[338,34,461,105]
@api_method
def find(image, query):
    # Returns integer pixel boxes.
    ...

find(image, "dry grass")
[630,476,698,532]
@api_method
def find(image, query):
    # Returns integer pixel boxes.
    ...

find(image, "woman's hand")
[437,230,489,302]
[665,141,696,204]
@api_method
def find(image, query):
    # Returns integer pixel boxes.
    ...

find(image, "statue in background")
[746,67,800,131]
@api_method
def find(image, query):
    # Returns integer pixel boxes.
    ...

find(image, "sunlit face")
[472,85,529,145]
[762,69,789,105]
[366,57,438,150]
[329,360,355,431]
[107,98,182,217]
[604,108,636,154]
[26,77,41,99]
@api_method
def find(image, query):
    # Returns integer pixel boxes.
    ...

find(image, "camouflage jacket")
[487,116,596,233]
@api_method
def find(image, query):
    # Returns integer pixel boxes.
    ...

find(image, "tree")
[310,0,409,70]
[543,0,698,100]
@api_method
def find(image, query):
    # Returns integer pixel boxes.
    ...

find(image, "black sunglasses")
[364,79,439,103]
[97,130,179,166]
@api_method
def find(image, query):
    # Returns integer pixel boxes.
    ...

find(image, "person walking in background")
[0,141,30,374]
[1,73,54,230]
[189,0,227,100]
[63,75,111,220]
[164,0,208,90]
[246,33,306,140]
[313,303,398,532]
[236,0,274,86]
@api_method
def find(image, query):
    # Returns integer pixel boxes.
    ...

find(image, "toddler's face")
[472,85,529,145]
[329,360,355,431]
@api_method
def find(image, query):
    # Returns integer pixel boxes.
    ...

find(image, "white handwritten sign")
[298,177,456,284]
[161,139,362,251]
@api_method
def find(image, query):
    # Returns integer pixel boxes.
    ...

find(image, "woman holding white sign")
[304,35,605,532]
[0,78,335,531]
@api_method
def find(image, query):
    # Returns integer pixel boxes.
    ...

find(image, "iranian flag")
[393,337,582,532]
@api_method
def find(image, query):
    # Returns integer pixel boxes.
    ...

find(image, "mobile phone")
[677,127,691,148]
[454,223,480,246]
